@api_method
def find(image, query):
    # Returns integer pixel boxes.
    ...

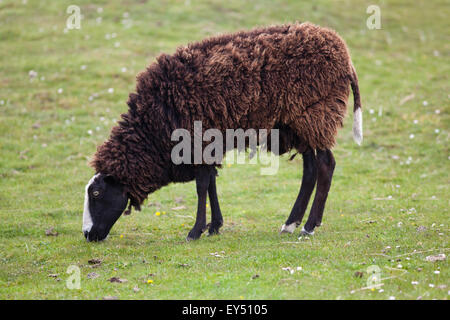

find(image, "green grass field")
[0,0,448,300]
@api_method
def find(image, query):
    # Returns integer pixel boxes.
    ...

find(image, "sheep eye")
[93,190,100,197]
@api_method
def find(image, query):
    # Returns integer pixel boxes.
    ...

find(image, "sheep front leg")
[302,149,335,235]
[186,166,211,241]
[207,168,223,235]
[280,148,317,233]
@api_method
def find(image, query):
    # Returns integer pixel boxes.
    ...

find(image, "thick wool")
[92,22,359,209]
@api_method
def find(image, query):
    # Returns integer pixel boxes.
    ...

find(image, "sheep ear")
[127,93,139,111]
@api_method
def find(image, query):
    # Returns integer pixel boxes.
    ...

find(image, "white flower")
[435,109,440,114]
[388,296,395,300]
[57,88,63,94]
[435,129,440,133]
[108,88,114,94]
[28,70,38,78]
[413,119,418,124]
[423,101,428,106]
[434,270,440,274]
[80,65,87,70]
[409,134,415,139]
[411,281,419,285]
[121,67,127,73]
[87,130,93,135]
[97,7,103,13]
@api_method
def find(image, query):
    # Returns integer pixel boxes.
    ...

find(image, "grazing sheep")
[82,22,362,242]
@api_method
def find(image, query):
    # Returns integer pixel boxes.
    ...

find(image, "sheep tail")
[350,63,363,145]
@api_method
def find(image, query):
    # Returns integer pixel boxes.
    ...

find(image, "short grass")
[0,0,448,300]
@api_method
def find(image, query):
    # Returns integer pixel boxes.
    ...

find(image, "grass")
[0,0,448,300]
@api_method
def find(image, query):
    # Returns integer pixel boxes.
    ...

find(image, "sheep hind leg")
[207,167,223,235]
[280,147,317,234]
[186,166,211,241]
[302,149,335,235]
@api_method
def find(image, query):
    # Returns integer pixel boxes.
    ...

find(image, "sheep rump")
[91,22,361,209]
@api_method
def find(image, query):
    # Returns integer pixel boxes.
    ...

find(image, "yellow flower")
[181,223,185,227]
[155,211,160,216]
[227,163,231,168]
[120,234,124,239]
[340,214,344,217]
[147,279,153,284]
[206,203,209,208]
[162,211,166,215]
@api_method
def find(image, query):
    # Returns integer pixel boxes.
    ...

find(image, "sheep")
[82,22,362,242]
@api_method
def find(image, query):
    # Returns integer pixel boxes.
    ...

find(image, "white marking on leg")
[300,226,314,236]
[280,222,297,234]
[353,108,363,145]
[82,174,99,234]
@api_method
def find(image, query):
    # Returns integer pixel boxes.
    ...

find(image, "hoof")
[299,226,314,236]
[207,228,220,236]
[207,221,223,236]
[186,228,204,241]
[280,222,297,234]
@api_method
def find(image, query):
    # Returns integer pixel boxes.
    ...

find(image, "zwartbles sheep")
[82,22,362,242]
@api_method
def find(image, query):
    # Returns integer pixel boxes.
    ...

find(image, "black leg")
[302,149,335,235]
[281,148,317,233]
[186,166,211,241]
[207,168,223,235]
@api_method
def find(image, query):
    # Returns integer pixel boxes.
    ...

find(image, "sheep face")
[82,173,128,242]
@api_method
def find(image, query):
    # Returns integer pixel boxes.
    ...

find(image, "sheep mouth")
[84,230,109,242]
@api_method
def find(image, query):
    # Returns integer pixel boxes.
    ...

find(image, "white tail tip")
[353,108,363,145]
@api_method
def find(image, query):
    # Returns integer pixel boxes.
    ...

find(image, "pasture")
[0,0,448,299]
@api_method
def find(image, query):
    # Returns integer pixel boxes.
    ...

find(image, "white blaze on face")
[82,174,99,234]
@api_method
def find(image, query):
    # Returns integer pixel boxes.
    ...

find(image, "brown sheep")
[82,22,362,242]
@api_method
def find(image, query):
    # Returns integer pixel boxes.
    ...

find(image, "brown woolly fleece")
[91,22,361,209]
